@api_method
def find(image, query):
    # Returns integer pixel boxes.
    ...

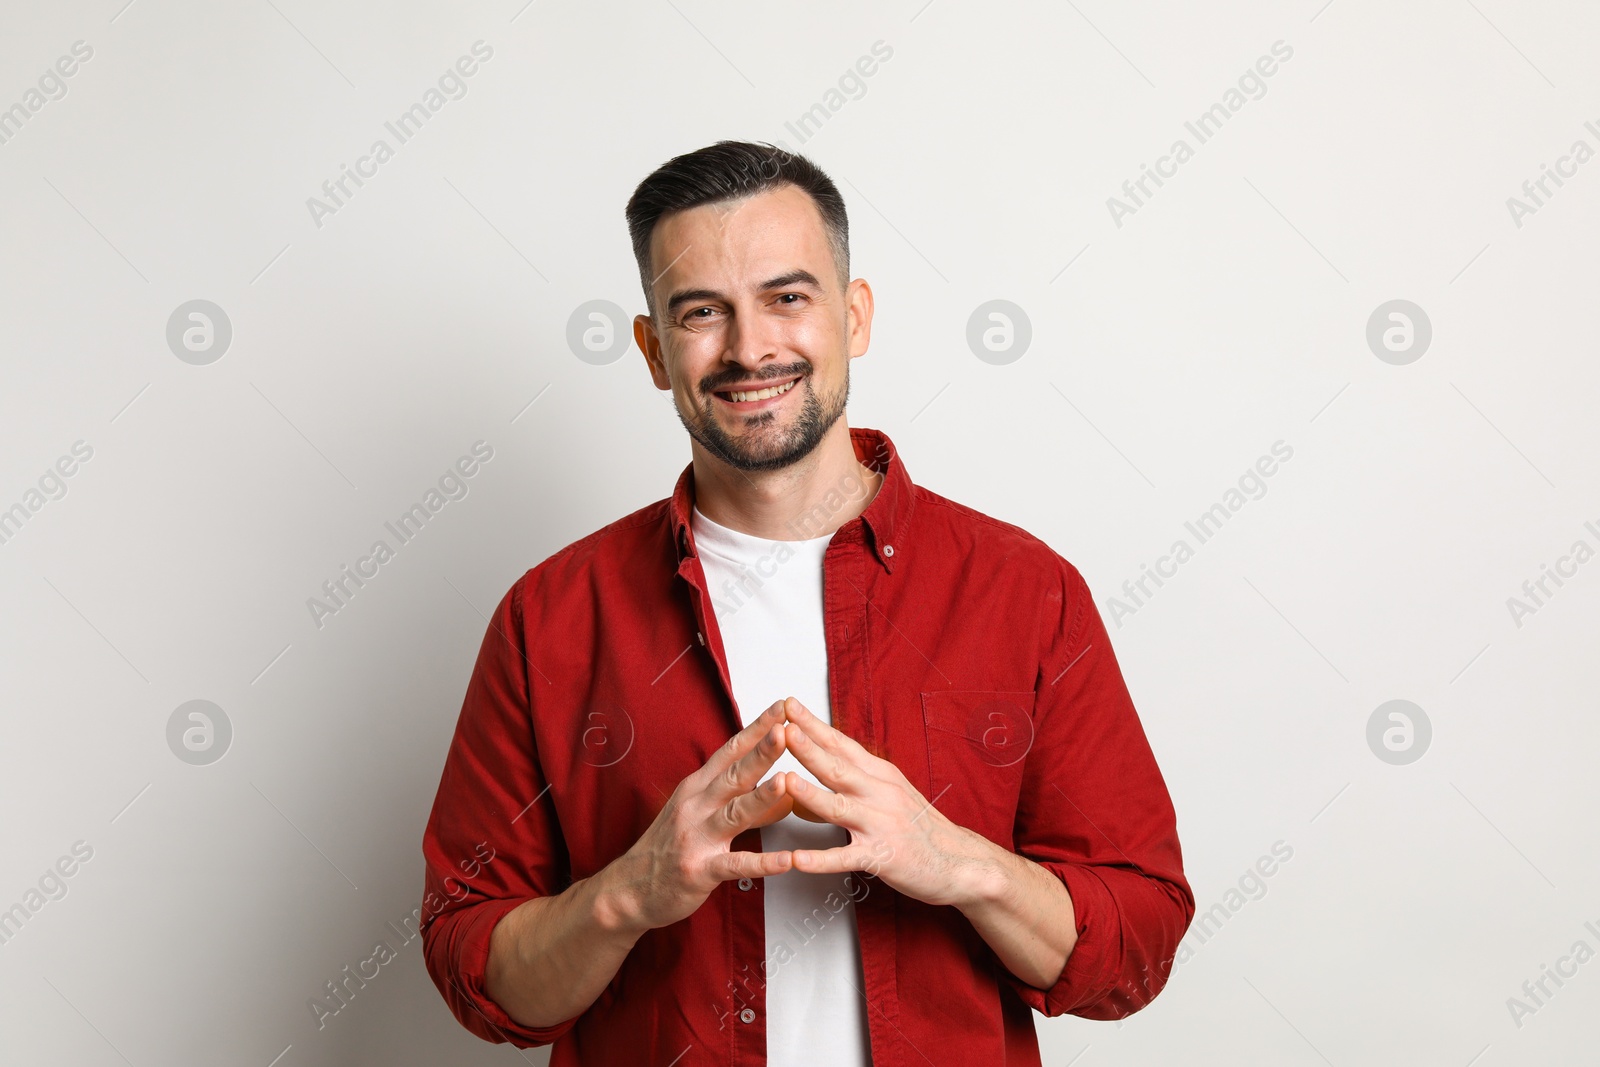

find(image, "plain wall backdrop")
[2,1,1596,1063]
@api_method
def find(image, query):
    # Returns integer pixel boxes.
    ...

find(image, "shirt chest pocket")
[919,689,1036,847]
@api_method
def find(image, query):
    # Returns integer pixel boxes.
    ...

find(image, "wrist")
[591,854,651,938]
[942,823,1012,911]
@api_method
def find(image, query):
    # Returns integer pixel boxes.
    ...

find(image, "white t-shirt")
[691,505,873,1067]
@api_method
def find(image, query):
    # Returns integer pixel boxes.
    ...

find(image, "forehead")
[648,184,834,297]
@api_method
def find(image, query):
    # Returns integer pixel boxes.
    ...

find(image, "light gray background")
[2,1,1595,1064]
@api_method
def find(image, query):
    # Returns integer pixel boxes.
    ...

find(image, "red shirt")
[420,426,1193,1065]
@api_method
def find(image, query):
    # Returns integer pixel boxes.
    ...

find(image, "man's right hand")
[605,698,800,933]
[483,697,821,1031]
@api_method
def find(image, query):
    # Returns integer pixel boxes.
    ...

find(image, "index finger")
[780,700,880,796]
[783,697,887,773]
[696,699,789,788]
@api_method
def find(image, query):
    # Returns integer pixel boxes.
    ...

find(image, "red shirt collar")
[668,426,911,573]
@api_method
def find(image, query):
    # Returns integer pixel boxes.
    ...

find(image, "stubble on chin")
[679,371,849,474]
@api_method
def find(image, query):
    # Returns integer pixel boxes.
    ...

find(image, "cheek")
[674,366,720,414]
[671,375,703,409]
[784,316,842,361]
[675,332,730,374]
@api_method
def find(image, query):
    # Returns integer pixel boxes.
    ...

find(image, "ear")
[845,278,874,360]
[635,313,671,390]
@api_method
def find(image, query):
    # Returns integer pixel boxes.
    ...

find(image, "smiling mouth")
[713,377,801,404]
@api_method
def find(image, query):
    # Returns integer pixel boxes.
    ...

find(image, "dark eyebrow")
[662,270,823,317]
[758,269,822,293]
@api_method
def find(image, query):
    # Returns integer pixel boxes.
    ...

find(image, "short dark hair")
[624,140,850,318]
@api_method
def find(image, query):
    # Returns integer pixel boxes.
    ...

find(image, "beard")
[676,359,849,473]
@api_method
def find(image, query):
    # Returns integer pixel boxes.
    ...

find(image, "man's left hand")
[773,696,1000,909]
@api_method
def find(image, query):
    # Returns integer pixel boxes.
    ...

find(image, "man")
[420,141,1193,1065]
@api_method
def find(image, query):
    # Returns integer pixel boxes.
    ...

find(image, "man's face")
[635,183,871,473]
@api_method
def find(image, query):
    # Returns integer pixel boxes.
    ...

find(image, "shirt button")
[738,877,753,891]
[883,544,895,557]
[696,631,705,645]
[739,1008,755,1024]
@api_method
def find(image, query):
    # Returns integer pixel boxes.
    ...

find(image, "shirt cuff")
[998,861,1124,1018]
[429,895,585,1048]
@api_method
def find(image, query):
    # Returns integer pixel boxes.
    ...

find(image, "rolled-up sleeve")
[999,553,1194,1019]
[419,573,580,1048]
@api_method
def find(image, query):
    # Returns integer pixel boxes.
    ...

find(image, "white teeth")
[727,378,798,403]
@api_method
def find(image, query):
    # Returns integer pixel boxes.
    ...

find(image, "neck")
[690,420,882,541]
